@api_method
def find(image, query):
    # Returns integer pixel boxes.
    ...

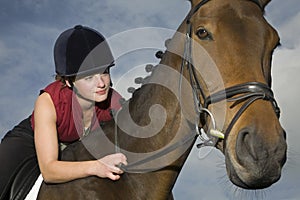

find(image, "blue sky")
[0,0,299,199]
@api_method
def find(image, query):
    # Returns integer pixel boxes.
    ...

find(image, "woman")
[0,25,127,199]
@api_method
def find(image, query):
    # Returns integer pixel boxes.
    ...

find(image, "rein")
[118,0,279,172]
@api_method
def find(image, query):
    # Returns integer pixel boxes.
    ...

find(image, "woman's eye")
[196,27,213,40]
[84,76,93,80]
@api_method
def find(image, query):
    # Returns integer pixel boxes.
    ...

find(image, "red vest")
[31,80,122,142]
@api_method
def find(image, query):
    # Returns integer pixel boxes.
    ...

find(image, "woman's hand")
[94,153,127,181]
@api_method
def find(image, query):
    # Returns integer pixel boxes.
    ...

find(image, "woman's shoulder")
[33,92,56,124]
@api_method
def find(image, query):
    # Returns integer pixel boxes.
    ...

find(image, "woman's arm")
[34,92,127,183]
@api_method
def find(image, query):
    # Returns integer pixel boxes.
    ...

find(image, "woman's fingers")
[115,153,127,165]
[97,153,128,180]
[107,173,121,181]
[110,165,124,174]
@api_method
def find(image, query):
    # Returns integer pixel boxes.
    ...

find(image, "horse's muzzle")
[225,128,287,189]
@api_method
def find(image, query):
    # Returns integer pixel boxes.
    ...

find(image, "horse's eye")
[196,27,213,40]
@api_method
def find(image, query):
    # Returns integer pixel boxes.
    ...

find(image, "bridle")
[183,0,281,148]
[118,0,280,172]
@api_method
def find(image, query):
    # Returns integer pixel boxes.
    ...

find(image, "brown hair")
[55,75,76,84]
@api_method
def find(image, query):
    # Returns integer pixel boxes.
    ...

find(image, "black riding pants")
[0,116,39,200]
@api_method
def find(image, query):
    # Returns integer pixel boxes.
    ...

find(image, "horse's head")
[175,0,287,189]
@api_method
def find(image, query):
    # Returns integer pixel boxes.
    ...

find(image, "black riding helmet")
[54,25,114,78]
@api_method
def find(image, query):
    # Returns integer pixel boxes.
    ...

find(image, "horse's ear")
[189,0,271,9]
[189,0,200,7]
[257,0,271,9]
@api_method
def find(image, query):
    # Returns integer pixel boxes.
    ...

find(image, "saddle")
[9,156,40,200]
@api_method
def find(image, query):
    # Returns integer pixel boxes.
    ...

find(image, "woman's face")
[73,69,111,103]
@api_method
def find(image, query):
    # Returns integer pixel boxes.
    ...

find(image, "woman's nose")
[95,74,105,88]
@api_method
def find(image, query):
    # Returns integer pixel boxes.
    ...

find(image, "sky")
[0,0,299,199]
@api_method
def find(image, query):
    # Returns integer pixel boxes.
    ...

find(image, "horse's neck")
[126,30,190,123]
[116,48,197,197]
[117,60,185,154]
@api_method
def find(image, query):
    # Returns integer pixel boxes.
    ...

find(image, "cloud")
[266,0,300,28]
[0,22,56,134]
[275,12,300,48]
[271,9,300,150]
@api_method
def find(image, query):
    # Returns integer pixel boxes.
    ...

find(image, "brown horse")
[37,0,287,199]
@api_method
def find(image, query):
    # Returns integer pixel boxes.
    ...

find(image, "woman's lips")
[96,90,107,95]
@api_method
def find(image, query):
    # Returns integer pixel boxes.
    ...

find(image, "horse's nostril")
[235,128,267,165]
[236,127,286,166]
[283,129,287,140]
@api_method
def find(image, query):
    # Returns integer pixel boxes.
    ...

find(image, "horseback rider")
[0,25,127,199]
